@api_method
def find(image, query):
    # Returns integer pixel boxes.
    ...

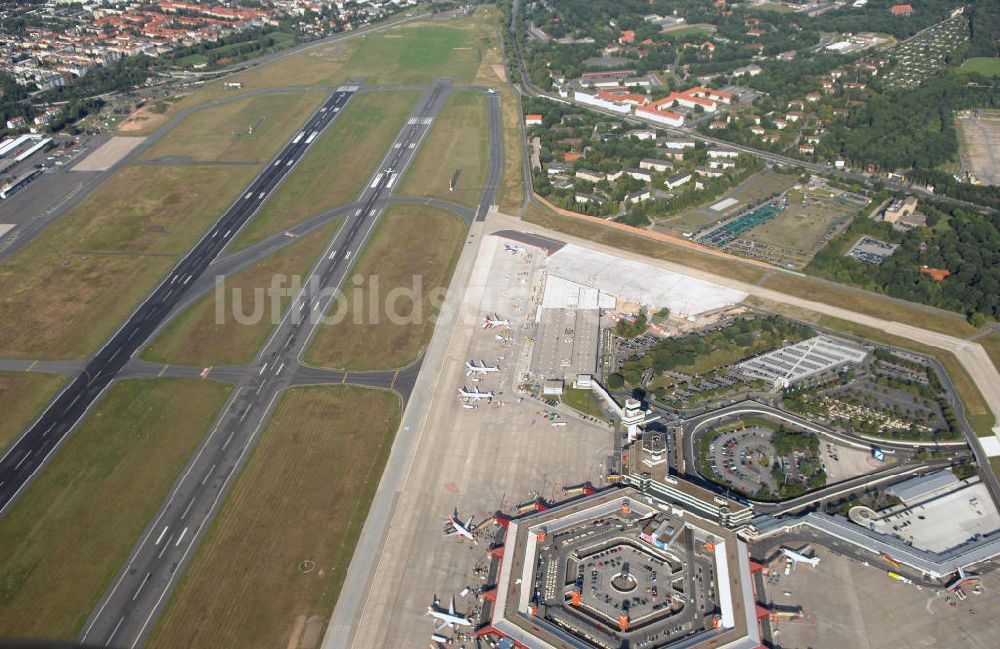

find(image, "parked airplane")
[503,243,525,254]
[483,313,510,328]
[458,386,494,401]
[443,509,477,542]
[466,360,500,374]
[426,595,472,631]
[782,547,820,568]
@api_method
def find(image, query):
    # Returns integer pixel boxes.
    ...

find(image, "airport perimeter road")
[0,87,357,516]
[79,83,450,649]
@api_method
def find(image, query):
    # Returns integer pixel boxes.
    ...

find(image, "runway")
[78,81,452,649]
[0,87,358,519]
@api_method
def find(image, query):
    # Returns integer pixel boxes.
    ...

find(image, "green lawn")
[561,387,606,419]
[344,25,481,84]
[398,90,489,208]
[178,53,209,67]
[0,373,67,454]
[664,26,715,38]
[231,91,419,251]
[142,221,340,366]
[961,57,1000,77]
[305,206,467,370]
[140,91,323,162]
[0,378,231,638]
[148,385,400,649]
[0,164,257,359]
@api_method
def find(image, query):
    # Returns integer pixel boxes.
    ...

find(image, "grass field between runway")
[0,378,231,638]
[147,385,400,649]
[141,221,340,366]
[338,23,480,85]
[304,205,467,370]
[231,90,420,251]
[126,16,482,133]
[0,373,68,454]
[398,90,489,208]
[138,91,324,163]
[0,164,257,359]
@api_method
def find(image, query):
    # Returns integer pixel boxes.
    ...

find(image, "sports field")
[231,90,419,251]
[398,90,489,207]
[305,205,467,370]
[961,57,1000,77]
[0,378,231,638]
[0,373,67,454]
[148,385,400,649]
[139,91,324,163]
[142,221,339,366]
[0,164,257,359]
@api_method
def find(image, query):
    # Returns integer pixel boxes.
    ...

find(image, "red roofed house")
[525,114,543,126]
[688,86,733,104]
[891,4,914,15]
[619,29,635,44]
[597,90,649,107]
[637,104,685,126]
[920,267,951,282]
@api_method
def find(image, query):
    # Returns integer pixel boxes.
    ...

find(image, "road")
[505,0,994,216]
[0,86,358,518]
[78,81,453,648]
[488,207,1000,488]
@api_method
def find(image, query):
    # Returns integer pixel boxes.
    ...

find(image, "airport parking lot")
[708,426,777,495]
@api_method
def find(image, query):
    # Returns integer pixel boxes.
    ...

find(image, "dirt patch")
[117,101,176,133]
[491,63,507,82]
[72,136,145,171]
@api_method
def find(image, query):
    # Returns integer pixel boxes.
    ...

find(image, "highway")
[0,86,358,518]
[78,81,452,649]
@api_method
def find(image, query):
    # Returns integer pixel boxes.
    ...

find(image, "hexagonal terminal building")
[480,485,761,649]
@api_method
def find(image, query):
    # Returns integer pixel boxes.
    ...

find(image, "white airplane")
[503,243,525,254]
[466,360,500,374]
[483,313,510,329]
[426,595,472,631]
[782,547,820,568]
[443,509,477,542]
[458,386,494,401]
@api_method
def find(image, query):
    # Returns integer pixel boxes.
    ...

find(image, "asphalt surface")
[0,84,341,262]
[0,87,358,515]
[77,81,452,649]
